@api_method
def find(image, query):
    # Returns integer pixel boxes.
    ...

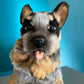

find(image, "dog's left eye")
[48,25,56,32]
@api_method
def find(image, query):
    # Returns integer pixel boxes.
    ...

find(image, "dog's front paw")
[31,66,46,79]
[30,57,55,79]
[30,59,47,79]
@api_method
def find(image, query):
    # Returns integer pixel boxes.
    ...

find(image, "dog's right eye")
[21,25,34,35]
[25,25,34,31]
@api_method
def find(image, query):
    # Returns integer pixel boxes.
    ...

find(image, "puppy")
[8,2,69,84]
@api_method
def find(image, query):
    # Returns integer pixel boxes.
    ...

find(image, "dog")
[8,2,69,84]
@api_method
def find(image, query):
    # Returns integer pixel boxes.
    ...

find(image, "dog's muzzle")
[31,36,46,48]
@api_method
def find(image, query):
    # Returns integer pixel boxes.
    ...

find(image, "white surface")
[0,76,10,84]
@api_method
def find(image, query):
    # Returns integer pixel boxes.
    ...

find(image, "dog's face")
[20,2,69,60]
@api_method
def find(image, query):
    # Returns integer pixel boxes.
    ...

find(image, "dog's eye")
[21,25,34,35]
[25,25,34,31]
[48,25,56,32]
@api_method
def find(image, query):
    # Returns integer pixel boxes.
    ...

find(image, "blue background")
[0,0,84,74]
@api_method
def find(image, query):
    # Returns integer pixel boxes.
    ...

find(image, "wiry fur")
[8,2,69,84]
[10,41,62,84]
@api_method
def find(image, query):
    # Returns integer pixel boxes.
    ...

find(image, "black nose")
[31,36,46,48]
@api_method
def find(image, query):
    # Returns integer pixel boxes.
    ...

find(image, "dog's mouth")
[34,50,45,60]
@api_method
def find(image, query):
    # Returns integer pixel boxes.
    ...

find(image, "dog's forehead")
[32,12,52,27]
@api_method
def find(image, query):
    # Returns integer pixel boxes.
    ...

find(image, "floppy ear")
[53,2,69,28]
[20,5,33,24]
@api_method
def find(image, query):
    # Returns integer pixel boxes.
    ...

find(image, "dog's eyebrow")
[49,19,59,27]
[22,19,32,26]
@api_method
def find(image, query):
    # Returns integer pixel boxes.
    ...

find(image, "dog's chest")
[15,68,61,84]
[14,49,61,84]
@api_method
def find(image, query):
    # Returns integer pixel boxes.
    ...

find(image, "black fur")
[49,19,60,36]
[22,19,32,27]
[21,19,34,35]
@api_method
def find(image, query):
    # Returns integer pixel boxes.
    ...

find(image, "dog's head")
[20,2,69,60]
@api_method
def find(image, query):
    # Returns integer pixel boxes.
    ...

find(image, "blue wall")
[0,0,84,73]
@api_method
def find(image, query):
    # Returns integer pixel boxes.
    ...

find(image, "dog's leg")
[8,73,17,84]
[31,56,55,79]
[8,39,30,84]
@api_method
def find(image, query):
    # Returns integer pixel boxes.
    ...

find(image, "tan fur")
[8,73,17,84]
[23,58,33,67]
[53,13,60,22]
[59,31,61,41]
[55,77,63,84]
[31,56,55,79]
[53,3,69,28]
[26,16,33,20]
[21,5,33,24]
[11,39,29,64]
[48,15,53,21]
